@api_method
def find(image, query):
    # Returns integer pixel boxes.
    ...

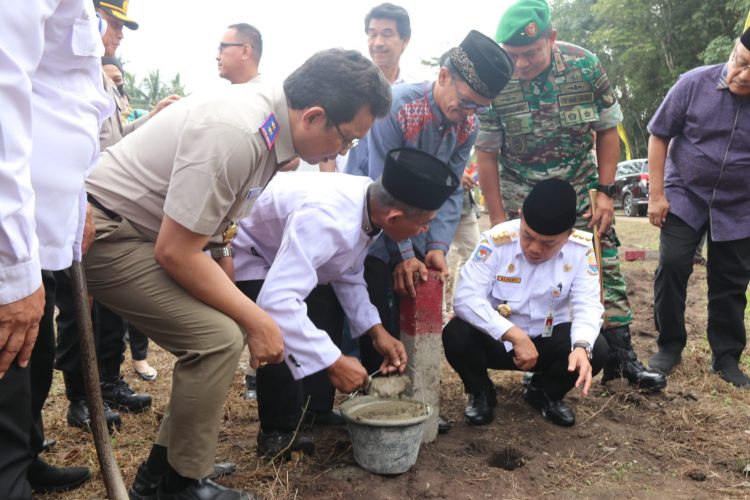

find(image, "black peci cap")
[382,148,460,211]
[522,179,577,235]
[449,30,514,99]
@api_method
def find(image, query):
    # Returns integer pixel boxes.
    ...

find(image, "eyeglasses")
[730,50,750,72]
[333,122,359,151]
[450,78,490,114]
[218,42,249,53]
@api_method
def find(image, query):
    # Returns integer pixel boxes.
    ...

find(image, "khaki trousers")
[83,209,245,478]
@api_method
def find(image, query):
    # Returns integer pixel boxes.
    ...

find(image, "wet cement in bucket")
[348,399,427,422]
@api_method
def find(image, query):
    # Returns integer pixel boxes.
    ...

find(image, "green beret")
[496,0,551,46]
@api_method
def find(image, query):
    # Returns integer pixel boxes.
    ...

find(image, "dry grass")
[37,211,750,499]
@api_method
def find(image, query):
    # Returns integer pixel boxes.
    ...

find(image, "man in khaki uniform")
[84,48,392,500]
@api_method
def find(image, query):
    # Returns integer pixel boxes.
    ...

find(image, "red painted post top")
[400,268,443,336]
[624,249,646,261]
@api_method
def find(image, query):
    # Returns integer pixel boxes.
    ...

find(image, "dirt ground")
[40,214,750,499]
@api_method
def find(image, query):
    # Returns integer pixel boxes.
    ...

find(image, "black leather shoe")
[28,457,91,493]
[156,478,254,500]
[437,415,452,434]
[67,399,122,433]
[303,409,345,427]
[464,386,497,426]
[41,438,57,453]
[101,376,152,413]
[257,430,315,459]
[648,349,682,374]
[130,462,238,500]
[712,363,750,388]
[523,384,575,427]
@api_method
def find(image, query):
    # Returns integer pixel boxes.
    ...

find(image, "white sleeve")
[255,208,343,379]
[330,261,381,339]
[569,248,604,347]
[0,2,58,303]
[453,236,514,341]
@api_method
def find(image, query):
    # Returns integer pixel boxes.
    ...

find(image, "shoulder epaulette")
[569,229,593,245]
[490,226,519,246]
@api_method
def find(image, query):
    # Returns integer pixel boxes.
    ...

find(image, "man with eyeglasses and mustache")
[476,0,666,393]
[646,28,750,388]
[217,23,263,85]
[345,30,513,380]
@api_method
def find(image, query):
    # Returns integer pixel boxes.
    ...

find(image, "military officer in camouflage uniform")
[475,0,665,391]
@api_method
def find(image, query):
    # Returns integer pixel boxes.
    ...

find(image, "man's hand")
[392,257,428,298]
[244,309,284,369]
[461,172,478,191]
[503,326,538,371]
[149,94,180,117]
[368,325,407,375]
[326,355,369,393]
[647,193,669,228]
[583,192,615,234]
[425,250,448,281]
[0,286,45,378]
[82,203,96,255]
[568,348,593,396]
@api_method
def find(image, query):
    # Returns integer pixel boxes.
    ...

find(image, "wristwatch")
[595,183,617,197]
[210,245,235,260]
[572,341,593,360]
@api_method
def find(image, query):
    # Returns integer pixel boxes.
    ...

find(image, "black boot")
[601,326,666,392]
[101,375,152,413]
[129,461,237,500]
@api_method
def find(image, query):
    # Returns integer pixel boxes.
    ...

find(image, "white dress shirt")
[454,219,604,351]
[234,172,382,379]
[0,0,113,304]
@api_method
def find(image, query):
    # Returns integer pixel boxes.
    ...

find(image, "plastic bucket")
[340,395,432,475]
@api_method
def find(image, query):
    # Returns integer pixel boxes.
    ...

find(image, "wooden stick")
[587,189,605,306]
[70,261,128,499]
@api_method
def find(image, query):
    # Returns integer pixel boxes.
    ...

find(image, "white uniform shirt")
[454,219,603,351]
[0,0,113,304]
[233,172,382,379]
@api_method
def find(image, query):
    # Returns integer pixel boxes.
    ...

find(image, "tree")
[551,0,749,157]
[123,69,187,110]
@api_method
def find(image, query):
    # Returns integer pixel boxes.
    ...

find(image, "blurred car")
[614,158,649,217]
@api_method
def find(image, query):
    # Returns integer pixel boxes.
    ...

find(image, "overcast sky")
[121,0,515,93]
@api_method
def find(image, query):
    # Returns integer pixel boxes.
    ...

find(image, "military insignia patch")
[259,113,280,151]
[525,21,538,37]
[473,243,493,262]
[563,264,572,272]
[507,263,515,273]
[587,252,599,275]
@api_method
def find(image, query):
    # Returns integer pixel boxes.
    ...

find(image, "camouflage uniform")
[475,41,631,329]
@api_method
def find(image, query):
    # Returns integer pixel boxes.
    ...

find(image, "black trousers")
[0,271,56,499]
[654,213,750,369]
[358,256,399,374]
[237,280,344,433]
[128,325,149,361]
[53,270,126,400]
[442,318,609,401]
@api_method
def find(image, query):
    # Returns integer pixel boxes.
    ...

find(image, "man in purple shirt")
[647,29,750,387]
